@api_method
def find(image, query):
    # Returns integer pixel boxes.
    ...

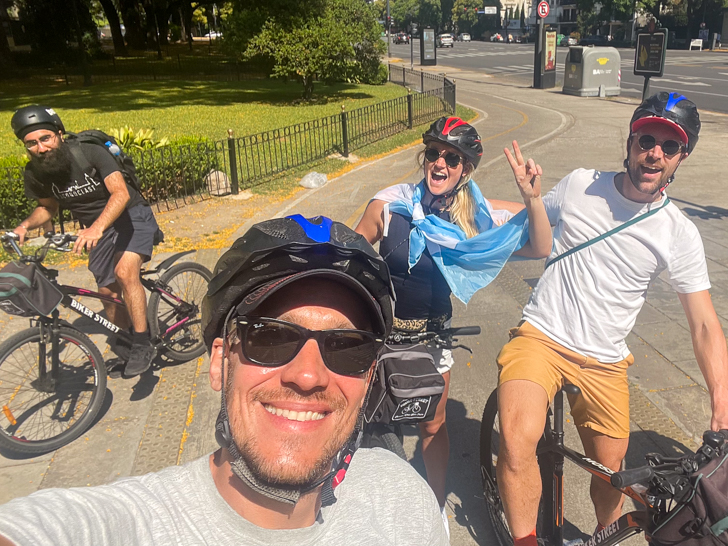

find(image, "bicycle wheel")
[148,261,212,362]
[0,326,107,456]
[480,389,546,546]
[362,423,407,461]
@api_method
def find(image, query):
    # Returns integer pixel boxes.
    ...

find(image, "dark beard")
[29,142,73,181]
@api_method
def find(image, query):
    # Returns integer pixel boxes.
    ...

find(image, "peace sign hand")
[504,140,543,202]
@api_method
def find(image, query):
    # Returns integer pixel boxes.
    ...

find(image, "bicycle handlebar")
[447,326,481,336]
[1,232,78,261]
[611,466,655,489]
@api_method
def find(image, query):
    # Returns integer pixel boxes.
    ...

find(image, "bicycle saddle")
[561,383,582,396]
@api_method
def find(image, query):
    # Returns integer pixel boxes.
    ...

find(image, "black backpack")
[65,130,143,194]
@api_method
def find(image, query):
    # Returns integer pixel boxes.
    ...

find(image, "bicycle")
[0,232,212,455]
[480,383,728,546]
[362,325,481,460]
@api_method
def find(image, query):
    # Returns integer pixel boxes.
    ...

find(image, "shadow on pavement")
[669,197,728,221]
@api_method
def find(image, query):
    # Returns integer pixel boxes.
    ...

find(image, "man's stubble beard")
[224,366,357,490]
[625,153,674,196]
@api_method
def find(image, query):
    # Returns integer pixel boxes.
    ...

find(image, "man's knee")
[114,255,142,286]
[498,380,549,468]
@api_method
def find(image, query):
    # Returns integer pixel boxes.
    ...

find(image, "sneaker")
[108,336,132,362]
[124,342,156,377]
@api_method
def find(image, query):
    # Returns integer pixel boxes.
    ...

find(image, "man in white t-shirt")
[494,92,728,546]
[0,216,448,546]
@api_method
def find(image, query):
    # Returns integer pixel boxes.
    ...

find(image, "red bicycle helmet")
[423,116,483,168]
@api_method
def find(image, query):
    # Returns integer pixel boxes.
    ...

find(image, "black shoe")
[124,342,156,377]
[109,336,132,362]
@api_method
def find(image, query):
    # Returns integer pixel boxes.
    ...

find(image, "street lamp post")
[387,0,391,58]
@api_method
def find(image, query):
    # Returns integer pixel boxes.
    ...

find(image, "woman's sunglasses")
[636,134,684,157]
[229,317,384,376]
[424,147,464,168]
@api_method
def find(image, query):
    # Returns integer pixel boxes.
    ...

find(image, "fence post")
[449,78,456,113]
[177,54,182,71]
[388,63,391,82]
[407,88,413,129]
[421,71,424,93]
[341,105,349,158]
[227,129,239,195]
[403,67,406,86]
[112,55,116,72]
[63,63,69,86]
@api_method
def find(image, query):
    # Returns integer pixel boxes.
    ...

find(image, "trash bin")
[562,46,621,97]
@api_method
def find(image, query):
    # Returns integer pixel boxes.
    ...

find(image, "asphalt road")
[388,39,728,113]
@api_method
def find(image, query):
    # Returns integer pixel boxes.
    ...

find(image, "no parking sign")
[537,1,550,18]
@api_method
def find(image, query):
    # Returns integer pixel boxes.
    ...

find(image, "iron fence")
[0,68,455,229]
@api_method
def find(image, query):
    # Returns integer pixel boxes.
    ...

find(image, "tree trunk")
[0,0,14,70]
[182,2,193,50]
[156,4,170,46]
[98,0,128,56]
[302,75,315,99]
[119,0,147,49]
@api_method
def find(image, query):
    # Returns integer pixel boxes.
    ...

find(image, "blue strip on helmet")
[665,93,687,112]
[287,214,333,243]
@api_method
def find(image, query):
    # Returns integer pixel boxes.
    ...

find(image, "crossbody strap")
[545,197,670,270]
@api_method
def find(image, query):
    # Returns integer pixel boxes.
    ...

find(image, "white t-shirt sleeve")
[665,220,711,293]
[542,170,575,226]
[483,198,515,226]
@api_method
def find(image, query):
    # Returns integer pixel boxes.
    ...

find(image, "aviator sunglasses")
[229,316,384,376]
[424,147,464,168]
[636,134,684,157]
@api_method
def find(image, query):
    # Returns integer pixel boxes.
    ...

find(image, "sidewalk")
[1,67,726,546]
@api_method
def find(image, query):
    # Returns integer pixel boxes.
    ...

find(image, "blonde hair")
[417,149,479,238]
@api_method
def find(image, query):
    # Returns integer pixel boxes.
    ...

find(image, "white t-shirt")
[0,448,447,546]
[523,168,710,363]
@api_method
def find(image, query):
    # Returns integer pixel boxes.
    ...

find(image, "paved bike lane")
[1,70,727,546]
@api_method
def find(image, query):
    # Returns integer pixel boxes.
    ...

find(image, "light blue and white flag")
[374,179,529,303]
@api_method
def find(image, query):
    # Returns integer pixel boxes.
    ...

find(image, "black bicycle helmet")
[423,116,483,168]
[202,214,395,351]
[11,105,65,140]
[630,92,700,154]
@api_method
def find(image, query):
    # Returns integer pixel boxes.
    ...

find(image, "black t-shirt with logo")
[24,142,146,228]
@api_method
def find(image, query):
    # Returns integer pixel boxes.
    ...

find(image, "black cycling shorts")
[88,204,161,288]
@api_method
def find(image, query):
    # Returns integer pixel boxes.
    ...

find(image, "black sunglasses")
[424,147,464,168]
[229,317,384,376]
[637,134,684,157]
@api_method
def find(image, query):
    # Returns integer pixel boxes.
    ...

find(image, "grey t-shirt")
[0,448,447,546]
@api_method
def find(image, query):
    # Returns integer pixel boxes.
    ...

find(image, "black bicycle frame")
[538,388,650,546]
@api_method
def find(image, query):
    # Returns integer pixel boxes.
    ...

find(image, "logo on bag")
[0,299,24,315]
[392,397,432,422]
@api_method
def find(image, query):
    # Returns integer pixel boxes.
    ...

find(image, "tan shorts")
[496,321,634,439]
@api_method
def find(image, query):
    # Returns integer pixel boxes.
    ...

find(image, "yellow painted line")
[479,103,528,142]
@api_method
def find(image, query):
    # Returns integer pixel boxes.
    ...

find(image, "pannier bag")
[650,451,728,546]
[0,262,63,317]
[365,343,445,425]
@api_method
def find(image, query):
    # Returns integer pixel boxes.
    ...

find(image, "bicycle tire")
[480,389,546,546]
[362,424,408,461]
[0,326,107,456]
[148,261,212,362]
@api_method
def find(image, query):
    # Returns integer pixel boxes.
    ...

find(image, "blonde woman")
[355,116,552,529]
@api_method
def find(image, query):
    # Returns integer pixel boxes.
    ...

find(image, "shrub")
[131,136,222,203]
[0,166,32,229]
[110,127,170,152]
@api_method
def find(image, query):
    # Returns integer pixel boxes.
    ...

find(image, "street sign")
[483,6,498,14]
[537,1,550,18]
[634,29,667,77]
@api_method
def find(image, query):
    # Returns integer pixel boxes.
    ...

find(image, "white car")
[437,33,454,47]
[458,33,471,42]
[205,31,222,39]
[490,33,504,42]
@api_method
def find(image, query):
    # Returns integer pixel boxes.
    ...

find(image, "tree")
[519,2,525,28]
[242,0,386,99]
[0,0,14,69]
[391,0,420,29]
[452,0,481,33]
[418,0,442,29]
[97,0,128,55]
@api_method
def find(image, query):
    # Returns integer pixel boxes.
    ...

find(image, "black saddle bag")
[364,343,445,425]
[0,262,63,317]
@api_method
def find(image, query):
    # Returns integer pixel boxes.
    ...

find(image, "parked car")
[394,32,410,44]
[559,35,578,46]
[457,33,471,42]
[437,33,454,47]
[580,34,608,46]
[205,31,222,39]
[490,33,504,42]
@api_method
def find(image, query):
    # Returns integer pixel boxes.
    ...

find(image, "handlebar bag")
[364,343,445,425]
[0,262,63,317]
[650,451,728,546]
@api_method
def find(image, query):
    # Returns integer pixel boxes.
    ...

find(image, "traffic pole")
[641,75,651,101]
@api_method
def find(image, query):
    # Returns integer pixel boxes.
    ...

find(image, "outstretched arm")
[504,140,552,258]
[355,199,387,245]
[679,290,728,431]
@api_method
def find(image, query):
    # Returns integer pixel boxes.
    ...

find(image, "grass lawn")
[0,79,409,159]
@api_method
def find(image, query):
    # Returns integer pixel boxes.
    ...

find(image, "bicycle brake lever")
[450,343,473,354]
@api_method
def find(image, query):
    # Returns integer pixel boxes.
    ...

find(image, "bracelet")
[18,224,28,231]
